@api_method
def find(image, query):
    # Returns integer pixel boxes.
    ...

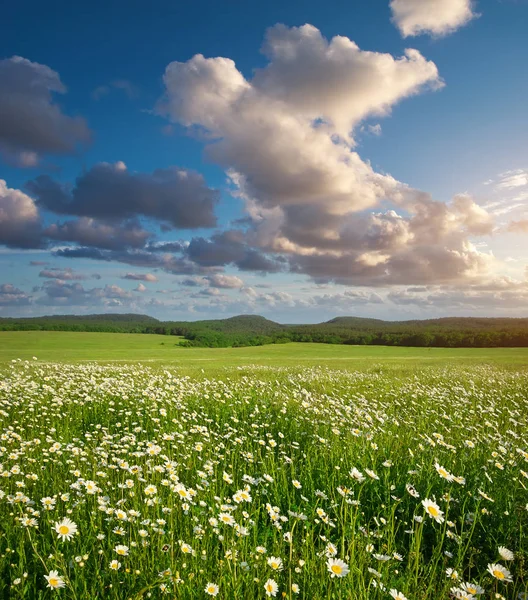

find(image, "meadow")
[0,333,527,598]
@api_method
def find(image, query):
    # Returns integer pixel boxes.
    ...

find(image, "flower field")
[0,360,527,599]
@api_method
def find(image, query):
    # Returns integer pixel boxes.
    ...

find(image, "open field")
[0,358,527,599]
[1,331,528,373]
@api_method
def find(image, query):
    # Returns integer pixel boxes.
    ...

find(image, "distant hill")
[2,313,528,348]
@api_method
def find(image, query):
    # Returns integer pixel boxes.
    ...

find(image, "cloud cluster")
[0,179,43,248]
[28,161,219,230]
[0,283,31,306]
[123,272,158,282]
[157,24,494,286]
[0,56,90,166]
[390,0,477,38]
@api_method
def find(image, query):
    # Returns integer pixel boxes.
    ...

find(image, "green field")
[2,331,528,372]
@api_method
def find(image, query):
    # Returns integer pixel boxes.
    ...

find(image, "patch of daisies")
[0,360,527,599]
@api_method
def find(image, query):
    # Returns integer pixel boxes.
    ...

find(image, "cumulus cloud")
[0,283,31,306]
[0,56,90,165]
[156,25,494,287]
[123,272,158,282]
[44,217,150,249]
[53,246,215,276]
[508,220,528,233]
[0,179,43,248]
[206,273,244,288]
[39,268,87,280]
[37,280,133,307]
[390,0,477,38]
[27,161,219,230]
[134,283,147,293]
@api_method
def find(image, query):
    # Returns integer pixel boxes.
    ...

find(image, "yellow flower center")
[59,525,69,535]
[493,570,505,579]
[266,584,273,591]
[49,578,59,587]
[331,565,342,574]
[428,506,439,516]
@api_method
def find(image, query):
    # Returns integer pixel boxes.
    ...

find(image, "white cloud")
[0,179,43,248]
[157,25,496,287]
[390,0,478,38]
[206,273,244,288]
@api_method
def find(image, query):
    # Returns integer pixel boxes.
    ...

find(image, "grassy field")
[2,331,528,372]
[0,358,527,599]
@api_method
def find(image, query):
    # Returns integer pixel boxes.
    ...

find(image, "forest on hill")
[2,313,528,348]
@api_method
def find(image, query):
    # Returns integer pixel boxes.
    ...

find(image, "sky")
[0,0,527,323]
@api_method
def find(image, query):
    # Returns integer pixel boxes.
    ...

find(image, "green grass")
[2,331,528,373]
[0,361,527,599]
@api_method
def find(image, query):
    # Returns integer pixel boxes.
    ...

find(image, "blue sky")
[0,0,527,322]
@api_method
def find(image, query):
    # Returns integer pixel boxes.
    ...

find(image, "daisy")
[422,498,445,523]
[460,582,485,595]
[44,570,65,589]
[218,512,235,526]
[109,560,121,570]
[267,556,284,571]
[205,583,219,596]
[114,544,129,556]
[264,578,279,597]
[326,558,349,578]
[292,479,302,489]
[435,463,454,482]
[54,518,78,541]
[498,546,514,561]
[350,467,365,482]
[389,589,408,600]
[487,563,512,582]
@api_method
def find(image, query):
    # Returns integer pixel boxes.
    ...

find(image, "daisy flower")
[114,544,129,556]
[422,498,445,523]
[487,563,513,582]
[267,556,284,571]
[44,571,65,589]
[460,582,485,595]
[498,546,514,561]
[109,560,121,570]
[205,583,219,596]
[54,517,78,541]
[264,578,278,597]
[326,558,349,578]
[389,589,408,600]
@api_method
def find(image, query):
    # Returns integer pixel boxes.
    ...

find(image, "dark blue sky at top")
[2,0,527,218]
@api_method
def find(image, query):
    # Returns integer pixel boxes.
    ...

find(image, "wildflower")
[326,558,349,578]
[292,583,300,594]
[44,571,65,589]
[219,512,235,526]
[109,560,121,570]
[389,590,408,600]
[487,563,512,582]
[435,463,454,482]
[54,518,78,541]
[422,498,445,523]
[498,546,514,561]
[205,583,219,596]
[292,479,302,489]
[350,467,365,482]
[460,582,485,595]
[267,556,284,571]
[114,544,129,556]
[264,578,278,597]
